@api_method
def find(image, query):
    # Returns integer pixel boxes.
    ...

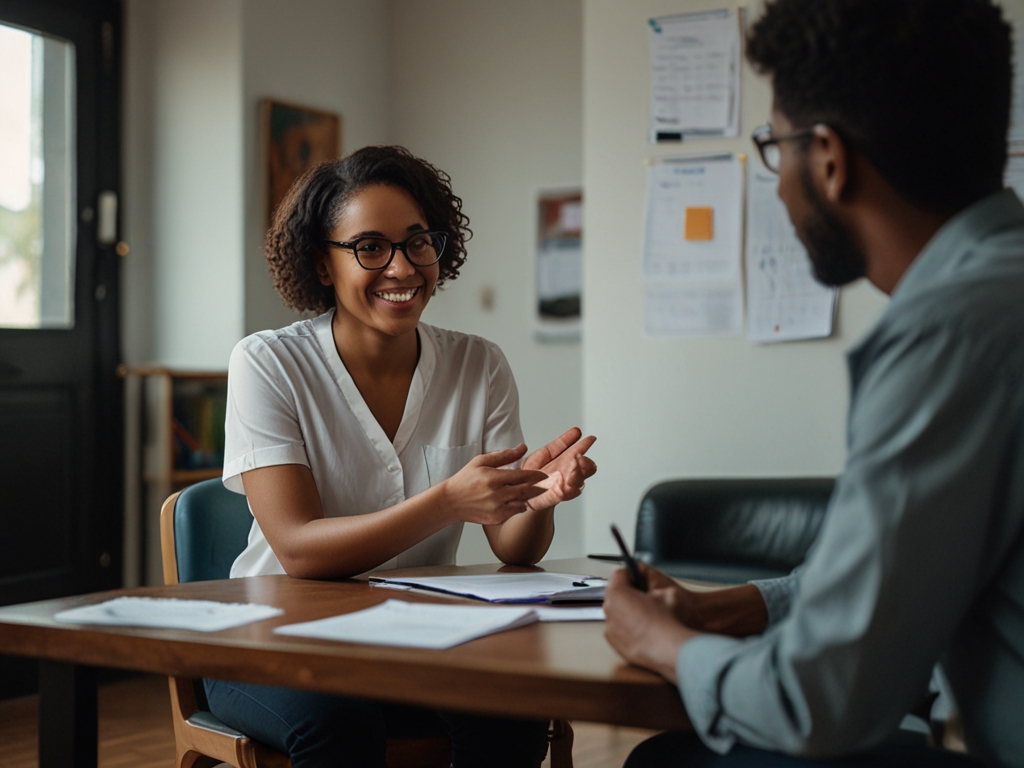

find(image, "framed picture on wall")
[535,189,582,340]
[263,99,341,225]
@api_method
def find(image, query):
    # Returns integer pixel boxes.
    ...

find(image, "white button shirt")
[223,311,524,578]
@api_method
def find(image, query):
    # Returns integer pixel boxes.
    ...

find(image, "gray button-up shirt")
[677,189,1024,767]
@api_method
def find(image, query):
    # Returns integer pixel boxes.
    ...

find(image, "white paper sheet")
[642,154,744,337]
[644,281,742,336]
[534,606,605,622]
[274,599,537,649]
[1010,23,1024,149]
[369,573,606,604]
[648,9,741,141]
[538,240,583,300]
[1005,153,1024,200]
[745,164,837,343]
[53,597,283,632]
[643,155,742,280]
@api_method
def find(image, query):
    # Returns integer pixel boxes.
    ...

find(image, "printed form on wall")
[1009,21,1024,150]
[1006,21,1024,199]
[745,163,837,343]
[648,9,742,142]
[643,154,743,337]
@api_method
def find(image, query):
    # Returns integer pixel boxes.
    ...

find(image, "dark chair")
[161,478,574,768]
[634,478,835,583]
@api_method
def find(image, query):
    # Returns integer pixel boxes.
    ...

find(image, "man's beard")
[796,163,867,287]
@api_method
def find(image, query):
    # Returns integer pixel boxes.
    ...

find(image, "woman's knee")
[203,679,388,768]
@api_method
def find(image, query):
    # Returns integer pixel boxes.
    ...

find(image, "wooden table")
[0,558,690,768]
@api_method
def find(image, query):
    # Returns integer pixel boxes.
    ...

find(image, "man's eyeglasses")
[323,230,448,271]
[751,123,818,174]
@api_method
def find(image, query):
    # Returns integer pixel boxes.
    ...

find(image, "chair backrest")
[634,478,835,583]
[161,478,252,585]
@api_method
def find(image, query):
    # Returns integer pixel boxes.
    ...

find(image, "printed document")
[53,597,283,632]
[745,163,836,342]
[369,572,606,604]
[649,9,742,140]
[274,599,537,649]
[642,154,744,336]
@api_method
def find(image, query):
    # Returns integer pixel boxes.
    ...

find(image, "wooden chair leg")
[385,735,452,768]
[549,720,574,768]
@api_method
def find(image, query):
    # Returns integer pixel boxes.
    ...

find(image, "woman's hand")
[523,427,598,511]
[439,444,550,525]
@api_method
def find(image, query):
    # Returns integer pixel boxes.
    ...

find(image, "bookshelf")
[124,367,229,586]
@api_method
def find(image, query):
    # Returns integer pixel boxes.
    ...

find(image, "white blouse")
[223,311,524,578]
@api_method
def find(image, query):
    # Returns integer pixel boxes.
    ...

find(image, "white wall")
[121,0,392,365]
[389,0,585,563]
[241,0,391,336]
[122,0,246,369]
[580,0,889,552]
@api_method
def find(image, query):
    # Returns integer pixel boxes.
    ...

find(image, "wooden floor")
[0,674,657,768]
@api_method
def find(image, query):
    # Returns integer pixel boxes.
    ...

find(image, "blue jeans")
[203,678,549,768]
[623,730,983,768]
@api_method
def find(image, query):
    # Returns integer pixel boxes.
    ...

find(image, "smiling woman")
[205,145,598,768]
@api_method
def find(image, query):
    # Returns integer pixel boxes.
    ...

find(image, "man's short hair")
[746,0,1012,215]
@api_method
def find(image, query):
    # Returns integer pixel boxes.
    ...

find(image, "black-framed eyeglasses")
[751,123,818,173]
[322,230,448,271]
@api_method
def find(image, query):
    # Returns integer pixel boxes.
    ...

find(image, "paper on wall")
[1005,153,1024,201]
[648,9,742,141]
[745,164,837,343]
[642,154,744,337]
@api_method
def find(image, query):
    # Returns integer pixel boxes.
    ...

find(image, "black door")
[0,0,123,698]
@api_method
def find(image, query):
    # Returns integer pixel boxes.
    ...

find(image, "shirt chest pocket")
[423,443,481,487]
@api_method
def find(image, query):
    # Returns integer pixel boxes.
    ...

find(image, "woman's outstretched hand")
[440,444,550,525]
[524,427,597,511]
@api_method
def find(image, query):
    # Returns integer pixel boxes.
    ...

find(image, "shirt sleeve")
[750,568,801,628]
[222,337,310,493]
[676,321,1019,757]
[481,341,526,458]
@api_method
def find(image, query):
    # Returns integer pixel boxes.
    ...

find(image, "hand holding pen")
[610,523,648,592]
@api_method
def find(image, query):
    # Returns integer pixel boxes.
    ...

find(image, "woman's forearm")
[243,465,457,579]
[484,505,555,566]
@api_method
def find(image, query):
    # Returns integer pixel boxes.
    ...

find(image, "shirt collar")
[889,188,1024,305]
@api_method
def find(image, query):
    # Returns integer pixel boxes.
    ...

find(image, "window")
[0,22,75,329]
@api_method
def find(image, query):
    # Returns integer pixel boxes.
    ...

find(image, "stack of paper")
[368,572,606,604]
[53,597,283,632]
[274,599,538,649]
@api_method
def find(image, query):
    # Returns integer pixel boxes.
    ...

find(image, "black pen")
[610,523,647,591]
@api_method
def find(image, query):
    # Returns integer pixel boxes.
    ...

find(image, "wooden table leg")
[39,661,97,768]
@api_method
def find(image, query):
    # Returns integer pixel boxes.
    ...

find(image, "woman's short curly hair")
[266,145,472,313]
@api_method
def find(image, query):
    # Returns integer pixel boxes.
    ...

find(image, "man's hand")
[603,567,701,683]
[523,427,597,511]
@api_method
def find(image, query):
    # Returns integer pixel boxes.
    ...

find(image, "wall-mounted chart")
[744,164,836,343]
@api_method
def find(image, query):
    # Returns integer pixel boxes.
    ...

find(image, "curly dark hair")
[746,0,1011,215]
[266,145,472,313]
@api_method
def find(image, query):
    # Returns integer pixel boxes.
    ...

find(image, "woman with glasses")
[206,145,596,768]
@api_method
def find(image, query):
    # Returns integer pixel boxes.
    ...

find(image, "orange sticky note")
[684,207,714,241]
